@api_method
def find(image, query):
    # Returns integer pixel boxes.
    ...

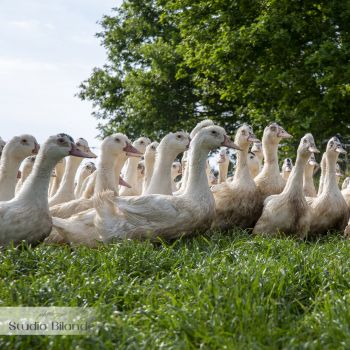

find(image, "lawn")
[1,231,350,349]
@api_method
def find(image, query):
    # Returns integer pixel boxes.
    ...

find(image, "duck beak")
[69,144,96,158]
[119,176,131,188]
[123,142,142,157]
[336,146,347,154]
[84,147,97,158]
[308,146,320,153]
[222,135,242,150]
[277,128,292,139]
[32,142,40,154]
[248,134,260,143]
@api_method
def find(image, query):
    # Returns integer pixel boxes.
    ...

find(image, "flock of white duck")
[0,120,350,248]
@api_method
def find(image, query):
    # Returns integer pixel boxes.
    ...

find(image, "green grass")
[1,231,350,349]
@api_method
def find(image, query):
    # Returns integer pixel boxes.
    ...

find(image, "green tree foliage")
[79,0,350,151]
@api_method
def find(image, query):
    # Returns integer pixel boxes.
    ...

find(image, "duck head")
[327,137,346,155]
[218,149,229,164]
[171,161,182,179]
[298,133,319,158]
[133,137,151,155]
[235,124,260,150]
[3,134,39,161]
[194,125,241,151]
[282,158,293,173]
[162,131,191,155]
[0,137,6,157]
[74,138,97,158]
[263,123,292,145]
[137,160,145,177]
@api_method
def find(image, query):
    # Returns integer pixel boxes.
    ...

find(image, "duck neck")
[114,154,128,196]
[283,153,308,196]
[123,157,140,186]
[95,153,119,195]
[56,156,83,195]
[218,162,229,183]
[233,144,251,182]
[146,148,178,195]
[16,153,59,205]
[0,154,23,201]
[143,155,155,191]
[318,153,326,196]
[184,143,211,198]
[324,151,339,194]
[261,139,280,176]
[303,164,315,188]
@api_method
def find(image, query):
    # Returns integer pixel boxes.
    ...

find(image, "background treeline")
[78,0,350,156]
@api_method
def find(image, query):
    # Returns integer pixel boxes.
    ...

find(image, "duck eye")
[22,139,27,143]
[58,138,65,144]
[115,138,120,142]
[270,126,276,131]
[211,130,217,135]
[151,146,155,149]
[177,135,182,139]
[140,141,144,144]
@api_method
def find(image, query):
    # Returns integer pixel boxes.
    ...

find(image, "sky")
[0,0,122,151]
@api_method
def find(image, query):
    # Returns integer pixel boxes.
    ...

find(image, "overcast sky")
[0,0,122,150]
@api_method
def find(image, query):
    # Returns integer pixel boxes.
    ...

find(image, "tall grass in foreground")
[0,231,350,349]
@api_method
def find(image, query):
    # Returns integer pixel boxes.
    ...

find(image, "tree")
[79,0,350,156]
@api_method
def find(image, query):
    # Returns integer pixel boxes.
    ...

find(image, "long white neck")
[75,170,89,197]
[283,152,308,196]
[318,153,326,196]
[144,148,179,195]
[95,153,119,195]
[49,163,65,196]
[261,139,280,177]
[53,156,83,197]
[180,150,190,193]
[184,142,211,199]
[0,154,23,201]
[233,145,251,183]
[142,155,156,193]
[122,157,139,187]
[303,164,316,192]
[114,154,128,196]
[218,162,229,183]
[16,152,59,207]
[323,151,339,195]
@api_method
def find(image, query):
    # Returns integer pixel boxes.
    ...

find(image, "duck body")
[254,123,292,199]
[0,134,91,247]
[308,137,349,235]
[212,124,262,230]
[253,134,319,237]
[52,126,240,246]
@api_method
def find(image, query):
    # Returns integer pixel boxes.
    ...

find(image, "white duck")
[171,161,182,192]
[253,134,319,237]
[0,134,90,247]
[317,153,326,196]
[0,134,39,201]
[143,131,190,195]
[49,134,140,220]
[142,142,159,194]
[49,159,66,197]
[15,155,36,194]
[247,142,263,178]
[341,177,350,210]
[49,138,96,206]
[303,153,318,197]
[74,162,96,198]
[135,161,145,194]
[281,158,293,181]
[217,149,230,183]
[254,123,292,199]
[177,119,214,195]
[211,124,262,230]
[51,125,240,246]
[308,137,349,235]
[119,137,151,196]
